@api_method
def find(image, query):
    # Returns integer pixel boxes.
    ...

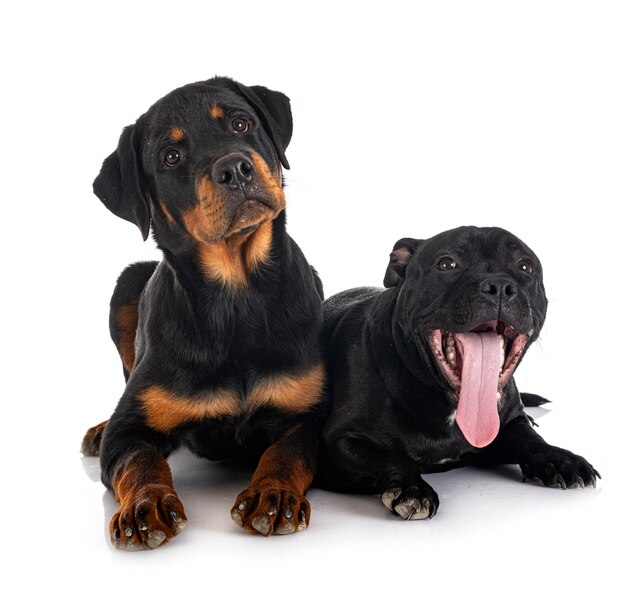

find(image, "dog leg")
[325,436,439,519]
[231,423,319,536]
[100,421,186,550]
[480,416,600,488]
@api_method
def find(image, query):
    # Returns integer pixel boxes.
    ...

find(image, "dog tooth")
[445,348,456,368]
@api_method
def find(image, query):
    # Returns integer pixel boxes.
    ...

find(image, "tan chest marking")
[139,386,243,434]
[139,365,324,434]
[248,363,325,414]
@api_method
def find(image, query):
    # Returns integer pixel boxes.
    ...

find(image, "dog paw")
[381,483,439,520]
[231,482,310,536]
[521,446,601,489]
[110,485,187,550]
[80,420,108,456]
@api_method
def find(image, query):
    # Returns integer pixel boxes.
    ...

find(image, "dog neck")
[160,210,287,294]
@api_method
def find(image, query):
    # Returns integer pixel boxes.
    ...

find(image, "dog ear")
[93,124,151,241]
[231,82,293,170]
[383,238,422,288]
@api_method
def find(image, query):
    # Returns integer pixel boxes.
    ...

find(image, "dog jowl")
[81,77,326,549]
[316,226,599,520]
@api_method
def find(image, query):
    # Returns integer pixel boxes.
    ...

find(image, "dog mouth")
[223,199,275,238]
[427,321,529,448]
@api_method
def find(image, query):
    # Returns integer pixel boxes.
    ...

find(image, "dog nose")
[480,277,518,301]
[211,154,254,188]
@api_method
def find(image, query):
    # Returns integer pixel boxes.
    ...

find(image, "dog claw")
[231,509,244,526]
[252,515,272,535]
[284,508,293,519]
[139,522,148,531]
[124,527,133,537]
[395,499,431,520]
[145,529,166,549]
[238,501,247,511]
[268,506,277,516]
[275,520,296,535]
[297,510,307,531]
[381,488,402,511]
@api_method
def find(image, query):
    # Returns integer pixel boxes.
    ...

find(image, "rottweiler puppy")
[316,226,599,519]
[81,77,326,549]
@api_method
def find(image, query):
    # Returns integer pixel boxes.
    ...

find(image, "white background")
[2,1,624,590]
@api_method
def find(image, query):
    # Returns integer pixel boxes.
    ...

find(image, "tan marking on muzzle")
[182,178,228,242]
[182,152,285,287]
[250,153,286,209]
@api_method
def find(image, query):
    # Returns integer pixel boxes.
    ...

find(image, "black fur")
[82,77,326,548]
[316,226,599,519]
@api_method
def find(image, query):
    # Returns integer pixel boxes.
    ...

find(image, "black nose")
[480,277,518,301]
[211,154,254,188]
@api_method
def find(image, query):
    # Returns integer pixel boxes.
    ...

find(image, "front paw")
[111,484,187,550]
[231,481,310,536]
[381,482,439,520]
[521,445,601,489]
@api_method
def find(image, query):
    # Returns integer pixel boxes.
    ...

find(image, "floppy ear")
[93,124,151,241]
[383,238,422,288]
[231,82,293,170]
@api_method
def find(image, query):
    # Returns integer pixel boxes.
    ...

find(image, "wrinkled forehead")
[414,227,539,267]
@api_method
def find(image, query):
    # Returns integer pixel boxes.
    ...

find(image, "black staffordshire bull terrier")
[316,226,599,520]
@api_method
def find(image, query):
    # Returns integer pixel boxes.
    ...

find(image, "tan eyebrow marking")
[169,127,185,142]
[210,104,225,119]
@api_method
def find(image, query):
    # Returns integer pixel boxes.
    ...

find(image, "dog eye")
[164,149,181,167]
[231,117,250,133]
[437,257,457,271]
[517,259,533,274]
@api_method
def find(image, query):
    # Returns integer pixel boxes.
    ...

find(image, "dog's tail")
[520,392,551,407]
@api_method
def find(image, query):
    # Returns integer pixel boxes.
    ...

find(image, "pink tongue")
[455,332,501,448]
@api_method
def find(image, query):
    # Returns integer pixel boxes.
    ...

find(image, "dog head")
[92,77,291,245]
[385,226,548,448]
